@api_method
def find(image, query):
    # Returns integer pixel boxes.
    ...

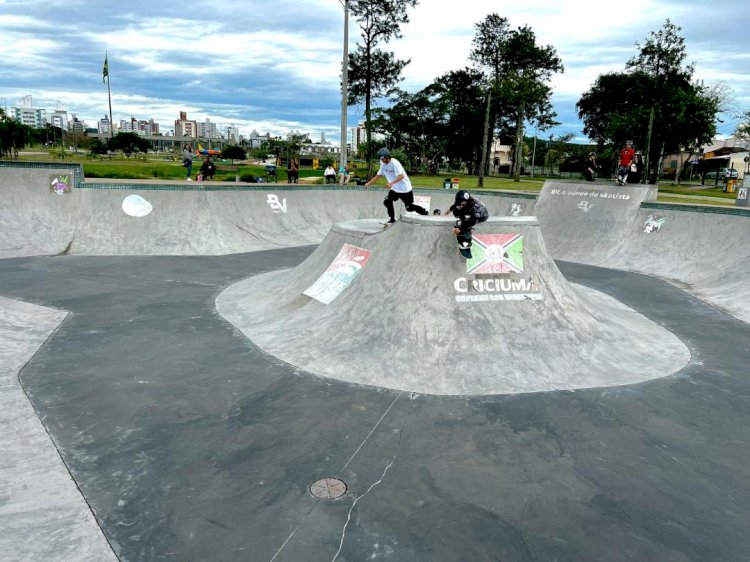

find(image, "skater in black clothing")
[444,190,489,258]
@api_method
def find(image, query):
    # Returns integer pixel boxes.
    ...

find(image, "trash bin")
[443,178,451,189]
[735,179,748,207]
[726,178,737,193]
[451,177,460,189]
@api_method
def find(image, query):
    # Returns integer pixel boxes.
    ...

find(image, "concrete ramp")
[604,203,750,323]
[535,181,657,265]
[216,216,689,396]
[0,165,534,257]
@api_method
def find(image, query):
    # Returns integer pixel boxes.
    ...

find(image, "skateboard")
[382,220,396,229]
[456,226,472,259]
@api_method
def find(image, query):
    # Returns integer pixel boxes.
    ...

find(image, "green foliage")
[580,70,720,153]
[468,14,563,181]
[735,109,750,142]
[107,132,151,157]
[222,145,246,162]
[0,113,33,159]
[578,18,717,182]
[348,0,419,174]
[90,138,109,155]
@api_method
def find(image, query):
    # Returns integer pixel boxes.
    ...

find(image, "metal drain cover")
[310,478,347,499]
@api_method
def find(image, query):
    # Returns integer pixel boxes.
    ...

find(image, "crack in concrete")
[332,393,418,561]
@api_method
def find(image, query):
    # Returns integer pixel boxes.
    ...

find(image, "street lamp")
[339,0,349,169]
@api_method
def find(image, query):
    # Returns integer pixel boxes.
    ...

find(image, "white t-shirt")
[377,158,412,193]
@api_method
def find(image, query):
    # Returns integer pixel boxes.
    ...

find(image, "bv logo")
[577,200,593,213]
[266,193,287,213]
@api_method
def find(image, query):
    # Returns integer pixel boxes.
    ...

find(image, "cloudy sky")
[1,0,749,144]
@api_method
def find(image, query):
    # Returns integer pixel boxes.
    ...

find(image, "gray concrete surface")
[0,296,115,562]
[1,164,750,561]
[1,251,750,561]
[0,168,532,257]
[217,216,689,395]
[535,181,750,323]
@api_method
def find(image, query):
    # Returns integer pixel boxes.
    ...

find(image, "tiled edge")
[0,161,83,189]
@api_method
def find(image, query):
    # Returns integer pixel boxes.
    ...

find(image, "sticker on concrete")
[304,243,371,304]
[266,193,287,213]
[466,234,523,274]
[122,194,153,218]
[643,214,665,233]
[406,195,431,215]
[738,187,748,200]
[49,174,72,195]
[507,202,525,216]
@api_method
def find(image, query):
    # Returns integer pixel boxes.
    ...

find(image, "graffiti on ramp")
[304,243,371,304]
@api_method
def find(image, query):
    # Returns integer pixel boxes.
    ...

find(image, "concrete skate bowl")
[217,216,689,396]
[0,163,535,257]
[535,181,750,323]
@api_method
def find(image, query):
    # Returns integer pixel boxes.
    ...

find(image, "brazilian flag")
[102,54,109,83]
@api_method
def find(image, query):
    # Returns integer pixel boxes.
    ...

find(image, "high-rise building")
[226,125,239,142]
[11,96,46,128]
[197,118,217,139]
[69,114,86,134]
[351,122,366,155]
[98,115,111,134]
[50,109,68,130]
[174,111,197,138]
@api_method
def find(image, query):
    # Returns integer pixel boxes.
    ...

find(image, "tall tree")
[735,108,750,143]
[469,14,511,186]
[500,26,563,181]
[626,19,692,180]
[578,73,718,151]
[348,0,418,178]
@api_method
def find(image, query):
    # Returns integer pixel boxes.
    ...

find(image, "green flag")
[102,54,109,83]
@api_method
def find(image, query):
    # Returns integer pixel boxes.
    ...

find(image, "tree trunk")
[512,102,525,182]
[477,88,492,188]
[365,40,373,180]
[644,105,655,184]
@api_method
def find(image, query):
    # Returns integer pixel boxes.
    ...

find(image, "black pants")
[383,190,428,220]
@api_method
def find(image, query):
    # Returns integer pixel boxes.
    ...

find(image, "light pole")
[339,0,349,170]
[531,131,537,178]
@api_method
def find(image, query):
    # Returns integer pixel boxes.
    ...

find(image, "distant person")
[338,164,351,185]
[324,164,337,184]
[364,148,429,223]
[444,190,489,258]
[287,158,299,184]
[583,152,598,181]
[433,209,441,215]
[182,144,194,181]
[616,140,635,185]
[628,151,644,184]
[200,156,216,181]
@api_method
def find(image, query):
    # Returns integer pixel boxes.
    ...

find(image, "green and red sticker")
[466,234,524,274]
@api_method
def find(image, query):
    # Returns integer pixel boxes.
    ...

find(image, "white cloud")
[1,0,749,142]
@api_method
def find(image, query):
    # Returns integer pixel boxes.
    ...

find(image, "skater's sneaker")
[187,177,193,181]
[386,218,396,223]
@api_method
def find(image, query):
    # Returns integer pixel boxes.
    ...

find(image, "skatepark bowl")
[2,161,750,561]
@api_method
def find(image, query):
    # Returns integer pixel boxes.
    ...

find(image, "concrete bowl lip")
[402,214,540,226]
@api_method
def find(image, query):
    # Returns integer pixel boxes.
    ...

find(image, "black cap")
[376,147,391,158]
[455,190,471,203]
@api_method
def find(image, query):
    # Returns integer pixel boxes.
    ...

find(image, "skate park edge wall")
[1,162,749,322]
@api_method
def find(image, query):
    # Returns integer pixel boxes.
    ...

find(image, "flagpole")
[104,52,113,140]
